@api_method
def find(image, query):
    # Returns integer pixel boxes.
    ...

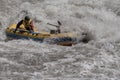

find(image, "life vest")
[23,19,32,28]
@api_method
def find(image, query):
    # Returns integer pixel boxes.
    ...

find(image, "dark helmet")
[24,16,30,21]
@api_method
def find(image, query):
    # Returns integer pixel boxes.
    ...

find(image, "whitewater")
[0,0,120,80]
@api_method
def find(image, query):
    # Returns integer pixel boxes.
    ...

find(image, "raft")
[5,24,77,46]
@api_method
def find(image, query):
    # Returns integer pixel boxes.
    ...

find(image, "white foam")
[0,0,120,79]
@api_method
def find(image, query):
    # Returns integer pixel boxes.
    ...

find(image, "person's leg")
[25,27,30,30]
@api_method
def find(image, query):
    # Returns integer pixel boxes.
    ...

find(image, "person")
[47,21,61,34]
[14,16,35,33]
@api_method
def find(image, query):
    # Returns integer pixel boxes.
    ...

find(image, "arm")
[30,21,35,32]
[14,20,23,32]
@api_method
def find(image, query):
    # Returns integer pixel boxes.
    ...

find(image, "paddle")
[47,21,62,33]
[13,28,34,34]
[16,29,40,36]
[47,21,62,28]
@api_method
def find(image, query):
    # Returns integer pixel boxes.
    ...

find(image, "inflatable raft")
[5,24,77,46]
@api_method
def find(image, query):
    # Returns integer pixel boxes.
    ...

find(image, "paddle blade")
[57,21,62,26]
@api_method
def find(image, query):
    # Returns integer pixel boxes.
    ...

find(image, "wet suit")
[14,19,34,33]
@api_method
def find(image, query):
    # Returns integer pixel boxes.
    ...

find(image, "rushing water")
[0,0,120,80]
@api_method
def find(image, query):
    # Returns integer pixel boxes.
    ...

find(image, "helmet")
[24,16,30,21]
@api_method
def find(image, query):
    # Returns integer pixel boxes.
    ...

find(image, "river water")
[0,0,120,80]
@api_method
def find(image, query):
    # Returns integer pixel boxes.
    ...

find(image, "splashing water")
[0,0,120,80]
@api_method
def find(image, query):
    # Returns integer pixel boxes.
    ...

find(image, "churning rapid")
[0,0,120,80]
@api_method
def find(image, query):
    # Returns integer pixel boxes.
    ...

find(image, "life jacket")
[22,19,32,28]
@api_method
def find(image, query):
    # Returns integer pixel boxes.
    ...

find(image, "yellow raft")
[5,24,77,46]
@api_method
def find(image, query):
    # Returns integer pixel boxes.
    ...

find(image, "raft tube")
[5,24,77,46]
